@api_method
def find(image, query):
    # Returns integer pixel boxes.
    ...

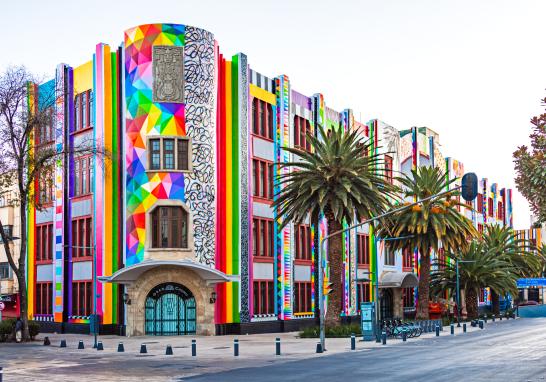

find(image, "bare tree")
[0,65,106,340]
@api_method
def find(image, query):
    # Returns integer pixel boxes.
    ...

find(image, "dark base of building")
[34,321,125,336]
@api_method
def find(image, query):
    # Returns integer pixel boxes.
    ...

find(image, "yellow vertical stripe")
[224,61,233,321]
[27,85,37,318]
[103,46,113,324]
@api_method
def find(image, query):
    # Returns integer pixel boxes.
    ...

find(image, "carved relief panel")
[153,46,184,103]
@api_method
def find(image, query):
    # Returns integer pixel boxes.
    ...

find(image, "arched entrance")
[145,282,196,335]
[380,289,394,320]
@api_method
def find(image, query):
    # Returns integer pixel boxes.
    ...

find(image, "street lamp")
[455,259,476,327]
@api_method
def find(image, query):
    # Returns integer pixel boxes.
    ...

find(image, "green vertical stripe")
[231,56,240,323]
[111,52,118,324]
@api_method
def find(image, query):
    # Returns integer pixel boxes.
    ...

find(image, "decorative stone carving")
[153,46,184,103]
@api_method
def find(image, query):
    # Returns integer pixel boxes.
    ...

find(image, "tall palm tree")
[483,224,541,314]
[431,240,519,319]
[378,166,478,319]
[273,125,398,325]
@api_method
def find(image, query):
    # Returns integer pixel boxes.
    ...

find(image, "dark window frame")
[151,206,189,249]
[253,279,275,315]
[252,217,274,258]
[147,137,191,172]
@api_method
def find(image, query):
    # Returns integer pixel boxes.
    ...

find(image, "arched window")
[151,206,188,249]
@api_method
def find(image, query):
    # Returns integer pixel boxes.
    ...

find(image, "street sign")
[0,302,5,311]
[517,278,546,288]
[360,302,376,341]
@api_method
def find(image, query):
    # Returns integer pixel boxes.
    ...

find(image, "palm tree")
[273,125,398,325]
[378,166,478,319]
[483,224,541,314]
[431,240,519,319]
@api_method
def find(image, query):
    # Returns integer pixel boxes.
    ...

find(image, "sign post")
[360,302,375,341]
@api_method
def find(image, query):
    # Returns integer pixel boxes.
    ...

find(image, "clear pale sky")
[2,0,544,229]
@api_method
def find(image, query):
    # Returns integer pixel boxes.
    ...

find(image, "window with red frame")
[402,247,414,269]
[477,193,484,213]
[72,281,92,316]
[497,201,504,221]
[295,225,312,261]
[488,197,494,217]
[384,155,394,184]
[252,217,274,258]
[294,115,312,151]
[74,156,93,196]
[294,282,312,313]
[478,288,485,304]
[36,223,53,262]
[465,199,472,208]
[253,280,275,315]
[357,234,370,265]
[403,288,415,307]
[74,90,93,132]
[72,217,92,258]
[357,282,371,309]
[37,171,54,205]
[436,248,446,269]
[252,98,274,140]
[252,158,273,200]
[37,107,54,145]
[478,223,484,234]
[35,282,53,315]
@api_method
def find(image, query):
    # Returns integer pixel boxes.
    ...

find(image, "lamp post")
[455,259,476,327]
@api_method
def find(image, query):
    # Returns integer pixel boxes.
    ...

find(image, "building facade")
[26,23,515,335]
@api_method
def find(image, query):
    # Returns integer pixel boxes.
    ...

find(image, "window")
[294,115,312,151]
[74,90,93,132]
[72,217,92,258]
[465,199,472,208]
[478,224,484,234]
[488,197,493,217]
[151,206,188,249]
[35,282,53,315]
[37,107,54,145]
[148,137,191,171]
[0,262,9,279]
[436,248,446,270]
[384,246,395,266]
[252,158,274,200]
[357,234,370,265]
[38,169,55,204]
[497,201,504,221]
[252,217,274,258]
[72,281,92,316]
[384,155,394,184]
[295,224,312,261]
[36,223,53,262]
[477,193,483,213]
[403,288,414,308]
[253,280,275,315]
[74,156,92,196]
[294,282,312,313]
[357,282,371,309]
[252,98,274,140]
[402,247,414,269]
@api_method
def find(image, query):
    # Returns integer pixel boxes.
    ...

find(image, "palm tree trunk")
[416,249,431,320]
[466,287,479,319]
[325,217,343,326]
[491,290,500,315]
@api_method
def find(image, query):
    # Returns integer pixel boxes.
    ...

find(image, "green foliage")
[299,324,362,338]
[513,95,546,223]
[273,125,398,228]
[28,321,40,340]
[0,319,15,342]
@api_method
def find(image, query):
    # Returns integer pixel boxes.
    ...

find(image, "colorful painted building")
[26,23,516,335]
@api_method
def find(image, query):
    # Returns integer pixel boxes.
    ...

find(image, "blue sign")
[517,278,546,288]
[360,302,376,341]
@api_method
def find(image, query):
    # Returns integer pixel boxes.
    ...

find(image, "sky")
[2,0,544,229]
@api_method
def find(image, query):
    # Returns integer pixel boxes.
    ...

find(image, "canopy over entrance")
[98,260,238,285]
[379,272,419,289]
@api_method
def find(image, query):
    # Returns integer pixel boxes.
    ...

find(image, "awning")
[98,260,239,285]
[379,272,419,289]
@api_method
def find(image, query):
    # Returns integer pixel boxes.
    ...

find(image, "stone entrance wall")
[126,266,215,336]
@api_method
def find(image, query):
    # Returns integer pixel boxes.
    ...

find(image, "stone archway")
[126,266,215,336]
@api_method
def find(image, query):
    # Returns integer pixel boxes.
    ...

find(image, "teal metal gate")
[145,283,196,335]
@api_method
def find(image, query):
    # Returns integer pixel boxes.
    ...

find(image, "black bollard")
[234,339,239,357]
[60,339,67,348]
[463,323,467,333]
[316,342,323,353]
[192,339,197,356]
[350,334,356,350]
[78,340,85,350]
[117,342,124,352]
[500,316,503,321]
[484,316,488,323]
[381,331,387,345]
[479,320,484,329]
[140,344,147,354]
[439,320,443,332]
[492,316,496,322]
[43,336,51,346]
[166,345,173,355]
[276,338,281,356]
[97,341,104,351]
[0,366,2,382]
[435,325,440,337]
[402,330,407,342]
[450,324,454,335]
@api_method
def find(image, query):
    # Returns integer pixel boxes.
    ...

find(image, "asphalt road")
[184,318,546,382]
